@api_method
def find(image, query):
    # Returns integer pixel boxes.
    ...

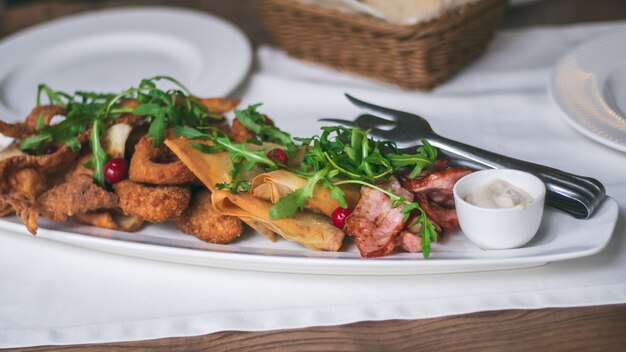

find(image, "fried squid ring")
[128,133,196,185]
[114,180,191,222]
[74,210,143,232]
[174,189,244,244]
[0,105,67,138]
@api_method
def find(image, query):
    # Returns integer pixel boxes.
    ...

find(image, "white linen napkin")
[1,21,626,348]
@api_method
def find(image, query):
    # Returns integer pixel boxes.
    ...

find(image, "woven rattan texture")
[256,0,506,90]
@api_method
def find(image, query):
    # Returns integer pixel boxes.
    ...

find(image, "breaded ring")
[174,189,244,244]
[114,180,191,222]
[128,133,196,185]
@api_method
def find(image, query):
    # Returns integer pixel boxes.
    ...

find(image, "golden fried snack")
[114,180,191,222]
[0,143,80,234]
[74,210,143,232]
[9,167,47,199]
[229,115,275,143]
[0,200,12,217]
[128,133,196,185]
[0,144,78,182]
[38,175,118,222]
[229,118,255,143]
[174,189,243,244]
[3,192,39,234]
[0,105,66,138]
[195,97,240,114]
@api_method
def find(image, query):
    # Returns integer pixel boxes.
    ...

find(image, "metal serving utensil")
[320,94,606,219]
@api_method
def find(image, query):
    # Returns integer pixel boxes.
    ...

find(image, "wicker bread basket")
[255,0,507,90]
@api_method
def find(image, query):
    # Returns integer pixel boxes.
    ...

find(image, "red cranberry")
[266,149,288,164]
[331,207,352,229]
[44,145,58,155]
[104,158,128,184]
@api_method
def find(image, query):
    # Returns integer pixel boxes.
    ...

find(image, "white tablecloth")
[1,21,625,348]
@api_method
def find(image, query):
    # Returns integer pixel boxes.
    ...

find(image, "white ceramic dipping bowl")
[453,169,546,250]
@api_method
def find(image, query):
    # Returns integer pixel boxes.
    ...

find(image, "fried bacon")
[344,177,413,258]
[415,193,459,229]
[397,230,421,253]
[401,166,471,194]
[345,161,471,256]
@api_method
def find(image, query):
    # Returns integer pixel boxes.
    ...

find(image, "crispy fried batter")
[114,180,191,222]
[0,143,80,232]
[174,189,243,244]
[3,192,39,234]
[0,105,66,138]
[74,210,143,232]
[229,118,255,143]
[195,97,240,114]
[9,168,47,199]
[0,144,78,189]
[0,200,12,217]
[24,105,67,130]
[128,132,196,185]
[38,175,118,222]
[229,115,275,143]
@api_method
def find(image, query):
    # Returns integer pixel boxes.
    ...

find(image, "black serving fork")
[320,94,606,219]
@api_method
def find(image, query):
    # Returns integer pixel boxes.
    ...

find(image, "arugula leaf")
[35,113,45,131]
[25,76,223,187]
[148,111,167,147]
[87,119,108,187]
[269,168,327,219]
[133,103,162,116]
[20,133,52,152]
[234,104,293,146]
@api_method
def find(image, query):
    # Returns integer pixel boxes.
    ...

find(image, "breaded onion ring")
[114,180,191,222]
[129,133,196,185]
[174,189,243,244]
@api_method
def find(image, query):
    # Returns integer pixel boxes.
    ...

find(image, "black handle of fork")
[432,136,606,219]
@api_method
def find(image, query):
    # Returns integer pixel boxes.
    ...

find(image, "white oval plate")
[0,6,252,122]
[0,197,617,275]
[550,29,626,153]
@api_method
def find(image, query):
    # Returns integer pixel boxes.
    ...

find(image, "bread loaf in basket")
[255,0,507,90]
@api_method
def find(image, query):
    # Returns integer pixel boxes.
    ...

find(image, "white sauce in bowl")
[464,179,533,209]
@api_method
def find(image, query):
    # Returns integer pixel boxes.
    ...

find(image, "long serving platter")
[0,196,617,275]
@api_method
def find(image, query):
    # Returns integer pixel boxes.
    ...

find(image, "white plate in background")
[0,6,252,122]
[550,29,626,153]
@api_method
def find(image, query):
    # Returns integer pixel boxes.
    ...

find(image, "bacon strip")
[401,167,471,194]
[344,177,413,258]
